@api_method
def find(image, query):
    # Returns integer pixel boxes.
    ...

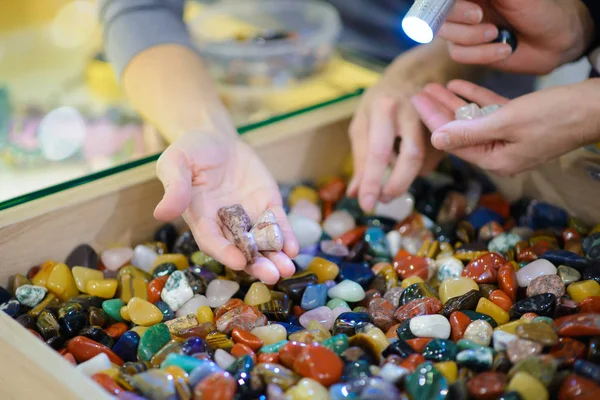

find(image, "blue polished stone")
[0,299,21,317]
[181,336,207,356]
[527,202,568,229]
[0,286,11,305]
[467,207,504,230]
[330,377,400,400]
[339,262,374,288]
[541,250,589,271]
[188,360,223,387]
[154,300,175,321]
[276,321,305,335]
[574,359,600,385]
[333,312,371,336]
[112,331,140,362]
[292,254,314,270]
[299,243,319,256]
[301,283,328,311]
[365,226,391,259]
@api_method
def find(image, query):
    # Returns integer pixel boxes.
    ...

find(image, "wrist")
[561,0,596,64]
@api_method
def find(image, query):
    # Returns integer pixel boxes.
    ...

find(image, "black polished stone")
[510,293,556,319]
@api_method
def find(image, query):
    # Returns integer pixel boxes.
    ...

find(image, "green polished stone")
[461,310,498,328]
[422,339,458,362]
[456,348,493,372]
[322,334,349,356]
[508,356,558,387]
[102,298,125,322]
[406,361,449,400]
[259,340,289,353]
[327,298,350,310]
[138,323,171,362]
[396,320,416,340]
[456,339,491,353]
[531,316,555,326]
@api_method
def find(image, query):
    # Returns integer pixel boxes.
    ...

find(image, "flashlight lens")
[402,17,434,44]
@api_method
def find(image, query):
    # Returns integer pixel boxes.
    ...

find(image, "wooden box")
[0,97,358,399]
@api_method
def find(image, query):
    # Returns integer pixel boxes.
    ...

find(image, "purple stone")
[324,280,337,289]
[320,240,350,257]
[299,243,319,256]
[181,337,207,356]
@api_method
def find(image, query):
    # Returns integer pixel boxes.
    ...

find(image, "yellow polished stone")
[494,320,527,334]
[507,372,548,400]
[72,266,104,292]
[27,294,58,318]
[289,186,319,206]
[401,276,424,289]
[476,298,510,325]
[130,326,149,337]
[165,315,199,335]
[439,277,479,304]
[244,282,272,305]
[86,279,118,299]
[117,265,152,282]
[306,257,339,283]
[567,280,600,303]
[127,297,163,326]
[509,261,520,271]
[120,306,131,322]
[32,261,57,287]
[46,263,80,301]
[251,324,288,345]
[152,254,190,271]
[590,224,600,234]
[99,367,121,380]
[164,366,189,383]
[434,361,458,384]
[119,273,148,303]
[285,378,329,400]
[196,306,214,324]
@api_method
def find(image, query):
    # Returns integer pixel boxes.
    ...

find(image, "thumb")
[431,118,498,150]
[154,148,193,221]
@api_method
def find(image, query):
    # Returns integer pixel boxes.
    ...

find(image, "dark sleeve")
[581,0,600,51]
[98,0,196,80]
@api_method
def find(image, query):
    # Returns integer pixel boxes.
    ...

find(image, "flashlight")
[402,0,456,44]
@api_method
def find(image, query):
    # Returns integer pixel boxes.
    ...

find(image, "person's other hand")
[154,130,298,284]
[412,79,599,176]
[438,0,594,74]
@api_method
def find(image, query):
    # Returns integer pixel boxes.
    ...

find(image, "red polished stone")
[105,322,128,339]
[463,253,506,284]
[466,371,507,400]
[258,352,280,364]
[231,328,263,351]
[497,263,518,302]
[319,177,346,203]
[367,297,396,332]
[323,201,334,220]
[558,374,600,400]
[580,297,600,313]
[334,226,367,247]
[215,305,267,335]
[231,343,257,364]
[393,250,431,280]
[449,311,472,342]
[394,297,442,323]
[293,305,306,317]
[279,341,344,387]
[562,228,581,242]
[193,371,236,400]
[400,353,426,372]
[386,323,401,339]
[174,322,217,339]
[489,289,512,312]
[214,299,244,319]
[147,276,169,304]
[67,336,124,366]
[550,337,587,366]
[479,193,510,219]
[360,289,382,309]
[63,352,77,365]
[555,314,600,336]
[91,373,124,396]
[406,338,431,353]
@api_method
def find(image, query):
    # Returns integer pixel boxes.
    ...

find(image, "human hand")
[411,79,600,176]
[154,130,298,284]
[438,0,594,74]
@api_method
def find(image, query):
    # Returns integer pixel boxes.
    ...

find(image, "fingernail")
[432,132,450,149]
[498,45,512,57]
[484,29,497,42]
[380,194,392,203]
[465,9,482,23]
[362,195,376,211]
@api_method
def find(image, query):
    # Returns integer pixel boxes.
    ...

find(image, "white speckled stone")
[463,320,493,346]
[206,279,240,308]
[436,257,464,282]
[161,270,194,311]
[516,259,557,287]
[15,284,47,307]
[409,315,451,339]
[493,330,518,352]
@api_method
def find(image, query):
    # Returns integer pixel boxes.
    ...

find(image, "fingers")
[381,108,425,200]
[263,251,296,278]
[358,97,397,211]
[190,216,248,270]
[446,1,483,24]
[431,118,499,150]
[270,205,299,258]
[447,42,513,65]
[410,92,454,133]
[347,110,368,198]
[154,148,193,221]
[423,83,468,112]
[446,80,509,106]
[439,22,498,46]
[245,257,281,285]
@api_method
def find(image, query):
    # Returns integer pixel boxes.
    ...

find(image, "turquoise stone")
[161,353,203,373]
[327,298,350,310]
[462,310,498,328]
[456,339,490,353]
[226,354,253,375]
[102,298,125,322]
[396,320,416,340]
[138,323,171,362]
[405,361,449,400]
[365,227,391,259]
[259,339,289,353]
[301,284,328,311]
[422,339,458,362]
[531,316,554,326]
[322,334,349,355]
[456,348,493,372]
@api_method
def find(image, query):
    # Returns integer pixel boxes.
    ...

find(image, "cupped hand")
[348,79,444,212]
[154,130,299,284]
[412,79,598,176]
[438,0,593,74]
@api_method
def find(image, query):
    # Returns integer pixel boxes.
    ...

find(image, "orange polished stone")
[558,374,600,400]
[231,343,257,364]
[406,338,431,353]
[193,371,236,400]
[394,297,442,323]
[148,276,169,304]
[105,322,128,339]
[279,341,344,387]
[293,305,305,317]
[258,353,280,364]
[323,201,334,220]
[63,352,76,365]
[562,228,581,242]
[335,226,367,247]
[173,322,216,339]
[91,373,124,396]
[479,193,510,219]
[449,311,472,342]
[67,335,124,366]
[462,252,506,284]
[489,290,512,312]
[467,371,507,400]
[550,337,587,367]
[231,328,263,351]
[319,177,346,203]
[386,323,401,339]
[497,263,518,302]
[400,353,426,372]
[555,314,600,336]
[393,250,431,280]
[214,299,244,319]
[580,297,600,313]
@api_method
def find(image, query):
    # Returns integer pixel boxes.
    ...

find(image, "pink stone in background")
[299,306,334,330]
[101,247,134,271]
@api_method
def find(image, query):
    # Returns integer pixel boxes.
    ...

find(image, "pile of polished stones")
[2,161,600,400]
